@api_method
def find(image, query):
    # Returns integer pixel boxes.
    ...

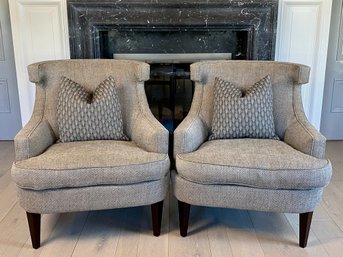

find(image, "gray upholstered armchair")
[11,60,170,248]
[173,61,332,247]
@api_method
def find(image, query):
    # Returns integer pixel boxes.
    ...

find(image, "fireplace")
[67,0,278,132]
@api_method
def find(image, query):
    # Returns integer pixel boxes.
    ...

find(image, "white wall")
[9,0,70,126]
[9,0,332,128]
[275,0,332,129]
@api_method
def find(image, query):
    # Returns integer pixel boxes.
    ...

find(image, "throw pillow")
[209,75,279,140]
[57,76,128,142]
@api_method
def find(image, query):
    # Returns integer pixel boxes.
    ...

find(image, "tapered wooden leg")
[151,201,163,236]
[26,212,41,249]
[299,212,313,248]
[178,200,191,237]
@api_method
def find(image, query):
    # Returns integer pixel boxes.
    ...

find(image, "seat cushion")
[12,140,170,190]
[176,139,331,190]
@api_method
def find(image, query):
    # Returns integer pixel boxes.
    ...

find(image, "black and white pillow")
[209,75,279,140]
[57,76,128,142]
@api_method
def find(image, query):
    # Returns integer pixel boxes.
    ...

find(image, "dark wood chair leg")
[178,200,191,237]
[26,212,41,249]
[299,212,313,248]
[151,201,163,236]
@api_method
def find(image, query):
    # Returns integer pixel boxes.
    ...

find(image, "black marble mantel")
[67,0,279,60]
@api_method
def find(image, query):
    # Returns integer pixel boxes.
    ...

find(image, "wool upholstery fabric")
[209,76,278,140]
[15,59,169,159]
[58,76,128,142]
[173,61,332,215]
[176,139,331,189]
[18,176,169,214]
[12,140,170,190]
[174,61,325,159]
[172,171,323,213]
[14,119,56,161]
[12,60,170,215]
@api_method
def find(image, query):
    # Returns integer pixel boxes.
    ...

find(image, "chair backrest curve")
[189,60,311,139]
[27,59,150,138]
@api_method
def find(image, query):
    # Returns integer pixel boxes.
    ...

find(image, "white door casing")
[0,0,22,139]
[9,0,332,129]
[8,0,70,126]
[275,0,332,130]
[321,0,343,139]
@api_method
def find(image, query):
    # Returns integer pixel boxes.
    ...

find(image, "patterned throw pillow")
[57,76,128,142]
[209,75,279,140]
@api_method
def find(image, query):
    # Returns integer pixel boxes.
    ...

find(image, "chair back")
[28,59,150,138]
[190,60,310,138]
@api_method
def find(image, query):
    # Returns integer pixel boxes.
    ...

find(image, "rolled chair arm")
[131,110,169,154]
[14,118,56,161]
[174,114,208,158]
[130,76,169,154]
[284,119,326,159]
[284,86,326,159]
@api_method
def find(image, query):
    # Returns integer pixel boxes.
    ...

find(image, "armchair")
[173,61,332,247]
[11,60,170,248]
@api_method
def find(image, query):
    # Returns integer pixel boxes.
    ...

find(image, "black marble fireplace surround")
[67,0,279,134]
[67,0,278,60]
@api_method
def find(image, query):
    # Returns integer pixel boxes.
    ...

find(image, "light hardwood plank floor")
[0,140,342,257]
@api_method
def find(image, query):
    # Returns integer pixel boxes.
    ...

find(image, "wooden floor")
[0,141,342,257]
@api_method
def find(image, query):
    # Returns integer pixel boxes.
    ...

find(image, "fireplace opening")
[99,26,250,132]
[97,26,251,60]
[145,63,192,132]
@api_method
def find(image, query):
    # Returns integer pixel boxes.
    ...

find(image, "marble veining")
[67,0,278,60]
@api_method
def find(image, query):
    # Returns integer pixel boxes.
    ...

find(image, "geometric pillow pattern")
[57,76,128,142]
[209,75,279,140]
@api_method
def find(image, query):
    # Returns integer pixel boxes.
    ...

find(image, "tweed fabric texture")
[176,139,331,189]
[12,140,170,190]
[25,60,169,154]
[173,83,209,157]
[27,60,150,138]
[13,60,170,215]
[14,119,56,161]
[13,83,57,161]
[173,61,330,216]
[209,76,278,140]
[188,61,312,140]
[17,175,169,213]
[131,108,169,153]
[175,61,326,158]
[58,76,128,142]
[172,172,323,213]
[173,115,208,159]
[284,86,326,158]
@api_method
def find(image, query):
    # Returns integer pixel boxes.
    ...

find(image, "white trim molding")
[9,0,332,129]
[275,0,333,130]
[9,0,70,126]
